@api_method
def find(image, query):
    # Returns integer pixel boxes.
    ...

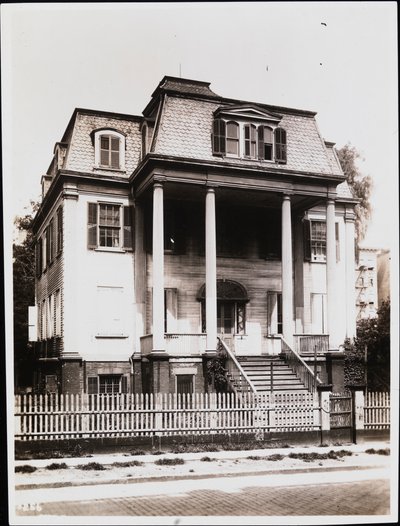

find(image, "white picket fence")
[14,392,320,441]
[364,391,390,430]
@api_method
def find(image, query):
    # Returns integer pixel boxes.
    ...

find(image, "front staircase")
[237,355,308,393]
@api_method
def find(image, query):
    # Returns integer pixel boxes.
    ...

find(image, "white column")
[205,187,217,352]
[345,213,357,339]
[326,198,337,348]
[281,195,293,345]
[152,182,165,351]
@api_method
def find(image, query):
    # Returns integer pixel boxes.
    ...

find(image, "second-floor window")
[87,202,133,250]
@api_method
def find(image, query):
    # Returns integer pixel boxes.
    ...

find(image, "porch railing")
[218,338,257,394]
[294,334,329,355]
[165,334,206,355]
[280,337,322,393]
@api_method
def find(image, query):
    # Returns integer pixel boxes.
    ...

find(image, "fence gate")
[330,392,354,439]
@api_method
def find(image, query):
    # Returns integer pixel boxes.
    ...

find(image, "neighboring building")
[355,248,379,321]
[30,76,358,395]
[377,249,391,306]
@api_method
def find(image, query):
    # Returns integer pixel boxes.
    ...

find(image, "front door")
[217,301,234,348]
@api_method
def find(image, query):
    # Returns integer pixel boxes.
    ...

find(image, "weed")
[247,455,262,460]
[365,448,390,456]
[76,462,106,471]
[130,449,146,456]
[189,469,194,472]
[15,465,37,474]
[154,458,185,466]
[151,450,163,455]
[200,456,217,462]
[266,454,284,461]
[46,463,68,470]
[111,461,143,468]
[320,443,329,447]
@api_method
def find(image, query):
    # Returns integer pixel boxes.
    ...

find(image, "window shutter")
[123,205,134,250]
[212,119,226,155]
[165,288,178,333]
[87,203,98,249]
[121,375,128,394]
[36,239,42,278]
[258,127,265,160]
[267,292,278,335]
[46,226,50,266]
[303,219,311,261]
[88,376,99,394]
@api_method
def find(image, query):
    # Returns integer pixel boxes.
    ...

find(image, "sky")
[2,1,398,251]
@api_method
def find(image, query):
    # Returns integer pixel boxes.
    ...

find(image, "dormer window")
[212,112,287,163]
[275,127,287,163]
[244,124,257,158]
[226,121,239,156]
[93,129,126,171]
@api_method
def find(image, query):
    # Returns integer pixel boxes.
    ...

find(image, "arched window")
[226,121,239,156]
[258,126,273,161]
[244,124,257,158]
[275,127,287,163]
[93,129,126,170]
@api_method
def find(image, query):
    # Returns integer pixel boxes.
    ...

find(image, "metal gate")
[330,392,353,430]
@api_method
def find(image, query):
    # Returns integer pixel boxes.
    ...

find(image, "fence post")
[349,386,365,444]
[155,393,163,436]
[317,384,332,444]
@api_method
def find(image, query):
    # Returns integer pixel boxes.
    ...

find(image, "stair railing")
[218,338,257,394]
[280,336,322,393]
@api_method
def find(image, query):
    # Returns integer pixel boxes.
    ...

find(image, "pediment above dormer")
[214,104,283,123]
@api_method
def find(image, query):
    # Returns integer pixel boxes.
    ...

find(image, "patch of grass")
[365,448,390,456]
[15,465,37,473]
[200,456,217,462]
[76,462,106,471]
[247,455,262,460]
[289,450,353,462]
[154,457,185,466]
[130,449,146,456]
[45,463,68,470]
[111,460,143,468]
[189,469,194,472]
[266,454,285,461]
[151,450,163,455]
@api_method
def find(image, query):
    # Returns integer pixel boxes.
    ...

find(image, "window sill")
[94,165,126,174]
[95,335,129,339]
[94,247,126,253]
[311,258,327,264]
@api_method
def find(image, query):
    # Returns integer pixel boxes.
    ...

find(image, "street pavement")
[11,441,396,521]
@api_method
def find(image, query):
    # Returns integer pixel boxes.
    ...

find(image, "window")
[226,121,239,155]
[55,289,61,337]
[311,221,327,262]
[275,127,287,163]
[96,286,125,337]
[244,124,257,158]
[47,295,54,339]
[164,288,178,333]
[311,293,327,333]
[41,299,46,340]
[35,237,43,278]
[45,375,58,394]
[258,126,273,161]
[87,203,133,250]
[93,129,126,170]
[46,219,54,266]
[267,292,282,335]
[87,375,128,394]
[56,206,63,255]
[176,375,194,395]
[304,219,340,262]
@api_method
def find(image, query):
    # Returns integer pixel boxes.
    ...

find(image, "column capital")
[326,196,336,205]
[282,194,292,202]
[153,175,167,185]
[205,182,219,190]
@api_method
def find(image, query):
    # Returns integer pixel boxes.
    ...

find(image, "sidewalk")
[14,441,391,490]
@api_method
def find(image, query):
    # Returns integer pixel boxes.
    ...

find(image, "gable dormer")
[212,105,287,163]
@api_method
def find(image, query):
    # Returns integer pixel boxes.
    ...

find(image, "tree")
[336,143,373,250]
[356,300,390,391]
[13,200,39,390]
